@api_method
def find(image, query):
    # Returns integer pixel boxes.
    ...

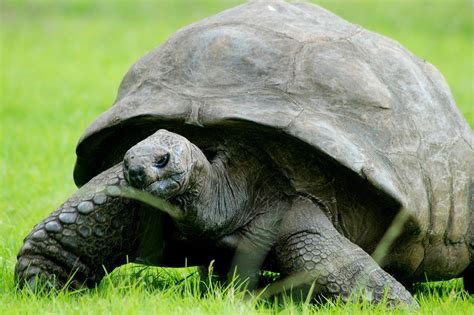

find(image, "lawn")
[1,0,473,314]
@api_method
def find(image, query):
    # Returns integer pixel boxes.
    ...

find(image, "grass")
[1,0,473,314]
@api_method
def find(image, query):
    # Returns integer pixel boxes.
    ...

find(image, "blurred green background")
[0,0,473,313]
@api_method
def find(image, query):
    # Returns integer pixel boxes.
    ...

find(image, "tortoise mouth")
[144,172,185,199]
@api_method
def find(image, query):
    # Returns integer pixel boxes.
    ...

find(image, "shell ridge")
[287,42,308,94]
[342,37,393,110]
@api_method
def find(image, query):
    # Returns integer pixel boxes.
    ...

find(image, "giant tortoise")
[15,0,473,306]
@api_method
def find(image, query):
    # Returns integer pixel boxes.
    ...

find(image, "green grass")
[1,0,473,314]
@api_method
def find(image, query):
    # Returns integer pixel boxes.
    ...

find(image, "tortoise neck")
[174,144,259,239]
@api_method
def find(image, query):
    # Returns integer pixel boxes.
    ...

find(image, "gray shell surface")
[74,0,473,240]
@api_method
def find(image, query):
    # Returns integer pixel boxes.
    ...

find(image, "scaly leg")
[15,163,141,289]
[275,197,417,306]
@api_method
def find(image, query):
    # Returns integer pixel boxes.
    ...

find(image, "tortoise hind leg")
[15,163,141,290]
[275,197,418,307]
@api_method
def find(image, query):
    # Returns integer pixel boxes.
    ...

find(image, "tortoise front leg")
[275,197,417,307]
[15,163,141,290]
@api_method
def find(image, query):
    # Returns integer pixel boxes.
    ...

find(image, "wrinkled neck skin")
[171,142,264,240]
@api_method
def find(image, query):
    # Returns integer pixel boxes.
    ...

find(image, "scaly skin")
[275,197,417,306]
[15,163,140,289]
[122,130,418,305]
[16,130,420,307]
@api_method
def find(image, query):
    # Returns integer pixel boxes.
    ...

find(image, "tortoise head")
[123,129,205,200]
[122,129,243,239]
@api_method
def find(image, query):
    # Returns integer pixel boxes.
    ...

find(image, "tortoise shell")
[74,0,473,242]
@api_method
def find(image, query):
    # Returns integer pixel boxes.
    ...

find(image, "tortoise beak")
[124,164,149,188]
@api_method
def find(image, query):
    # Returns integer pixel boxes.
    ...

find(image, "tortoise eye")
[154,153,170,168]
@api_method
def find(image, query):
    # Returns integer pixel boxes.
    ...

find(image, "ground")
[1,0,473,314]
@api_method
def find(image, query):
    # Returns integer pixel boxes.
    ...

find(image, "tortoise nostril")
[127,165,147,188]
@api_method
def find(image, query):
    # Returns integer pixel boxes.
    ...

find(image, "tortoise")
[15,0,473,306]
